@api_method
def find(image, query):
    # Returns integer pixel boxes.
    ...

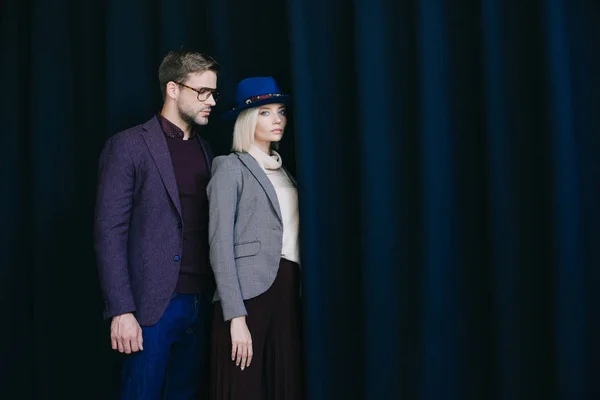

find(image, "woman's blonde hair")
[231,108,259,152]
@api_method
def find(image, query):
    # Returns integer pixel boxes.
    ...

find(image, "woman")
[208,76,302,399]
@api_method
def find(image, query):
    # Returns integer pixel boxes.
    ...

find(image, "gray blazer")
[207,152,296,322]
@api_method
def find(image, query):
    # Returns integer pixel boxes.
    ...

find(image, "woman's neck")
[253,140,271,154]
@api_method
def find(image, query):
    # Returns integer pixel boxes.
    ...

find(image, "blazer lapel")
[197,136,213,174]
[236,152,283,223]
[141,117,182,217]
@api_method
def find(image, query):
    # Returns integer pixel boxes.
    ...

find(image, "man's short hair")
[158,50,219,99]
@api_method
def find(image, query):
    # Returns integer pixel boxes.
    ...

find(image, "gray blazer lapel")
[141,118,182,217]
[235,152,282,222]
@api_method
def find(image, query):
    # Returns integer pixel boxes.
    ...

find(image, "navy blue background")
[1,0,599,399]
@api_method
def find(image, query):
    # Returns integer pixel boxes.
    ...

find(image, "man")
[94,50,219,399]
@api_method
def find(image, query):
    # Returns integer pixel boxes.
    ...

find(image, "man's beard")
[178,106,198,127]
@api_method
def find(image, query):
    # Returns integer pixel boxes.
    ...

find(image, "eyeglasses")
[176,82,220,102]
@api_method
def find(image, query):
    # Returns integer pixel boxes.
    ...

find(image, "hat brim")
[221,95,292,120]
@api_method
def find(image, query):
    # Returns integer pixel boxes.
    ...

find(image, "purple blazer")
[93,116,213,326]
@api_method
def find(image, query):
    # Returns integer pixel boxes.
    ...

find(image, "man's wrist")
[113,312,135,320]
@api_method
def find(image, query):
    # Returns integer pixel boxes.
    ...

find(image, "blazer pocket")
[234,240,261,259]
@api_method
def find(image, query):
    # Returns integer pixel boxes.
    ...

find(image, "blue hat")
[222,76,291,120]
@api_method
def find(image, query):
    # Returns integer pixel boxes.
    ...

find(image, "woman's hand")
[230,316,253,370]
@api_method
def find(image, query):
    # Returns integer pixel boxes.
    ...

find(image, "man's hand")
[111,313,143,354]
[230,316,252,370]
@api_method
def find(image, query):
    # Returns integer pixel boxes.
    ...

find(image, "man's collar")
[157,114,197,140]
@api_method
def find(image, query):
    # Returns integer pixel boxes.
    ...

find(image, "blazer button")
[173,255,180,262]
[177,222,182,229]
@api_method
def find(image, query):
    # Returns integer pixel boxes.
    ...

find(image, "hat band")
[244,93,284,105]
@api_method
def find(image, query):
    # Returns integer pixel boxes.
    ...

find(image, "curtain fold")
[287,0,600,399]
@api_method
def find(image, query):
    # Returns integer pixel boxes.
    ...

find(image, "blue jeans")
[120,293,212,400]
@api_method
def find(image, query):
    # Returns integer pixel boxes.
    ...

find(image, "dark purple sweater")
[159,115,214,294]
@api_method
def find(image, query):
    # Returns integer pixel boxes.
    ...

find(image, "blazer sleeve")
[207,156,248,321]
[93,134,137,319]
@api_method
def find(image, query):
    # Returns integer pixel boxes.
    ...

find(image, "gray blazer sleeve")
[207,156,248,321]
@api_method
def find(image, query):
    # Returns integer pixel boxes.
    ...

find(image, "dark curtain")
[287,0,600,399]
[1,0,599,399]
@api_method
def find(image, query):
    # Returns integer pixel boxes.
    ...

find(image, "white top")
[248,145,300,264]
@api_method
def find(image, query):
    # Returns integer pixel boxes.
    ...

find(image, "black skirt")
[210,258,303,400]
